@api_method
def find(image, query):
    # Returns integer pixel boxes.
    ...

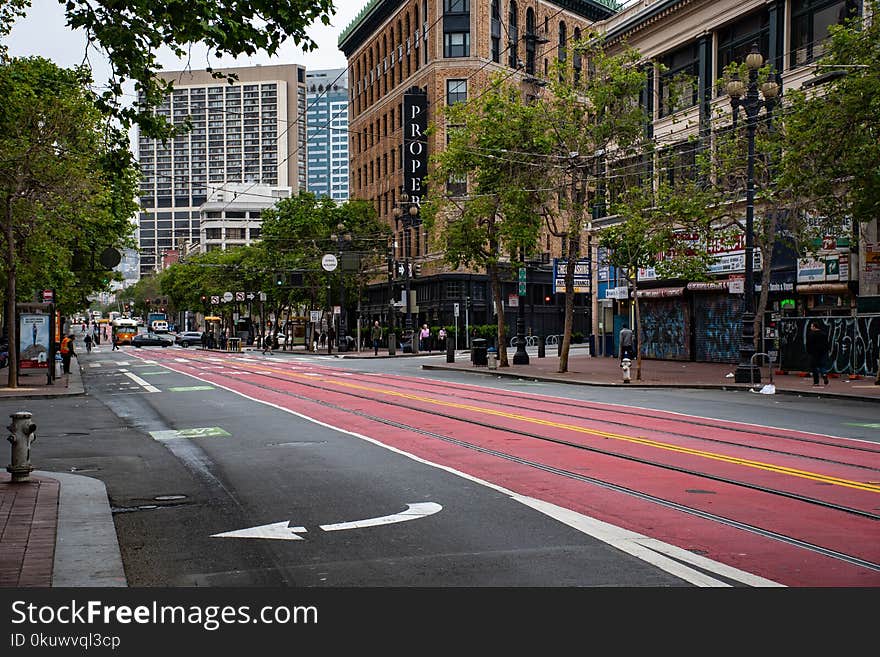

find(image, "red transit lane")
[135,350,880,586]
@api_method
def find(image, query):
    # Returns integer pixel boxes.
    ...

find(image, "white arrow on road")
[211,503,441,541]
[212,521,308,541]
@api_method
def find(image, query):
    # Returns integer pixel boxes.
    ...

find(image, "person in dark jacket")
[805,320,830,387]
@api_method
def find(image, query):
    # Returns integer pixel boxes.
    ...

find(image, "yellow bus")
[111,318,138,345]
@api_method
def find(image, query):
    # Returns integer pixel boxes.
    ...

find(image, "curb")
[420,364,880,402]
[35,470,127,587]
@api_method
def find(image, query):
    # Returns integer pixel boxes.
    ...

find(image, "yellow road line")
[195,356,880,495]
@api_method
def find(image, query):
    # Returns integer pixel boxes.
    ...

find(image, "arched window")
[573,27,582,83]
[490,0,501,63]
[558,21,567,64]
[525,8,536,74]
[508,1,519,69]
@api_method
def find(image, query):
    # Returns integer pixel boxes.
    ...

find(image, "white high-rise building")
[136,64,308,276]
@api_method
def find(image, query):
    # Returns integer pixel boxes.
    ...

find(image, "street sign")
[518,281,526,296]
[454,303,459,317]
[42,289,54,303]
[235,291,245,302]
[310,310,321,323]
[518,267,526,282]
[508,294,519,307]
[210,295,220,304]
[246,292,255,300]
[222,291,233,302]
[322,254,338,272]
[259,292,267,302]
[333,306,341,315]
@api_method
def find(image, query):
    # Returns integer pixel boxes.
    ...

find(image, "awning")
[795,283,850,294]
[686,281,729,292]
[636,286,685,298]
[204,316,222,321]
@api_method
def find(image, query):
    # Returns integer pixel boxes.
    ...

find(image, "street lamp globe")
[726,73,745,99]
[746,45,764,70]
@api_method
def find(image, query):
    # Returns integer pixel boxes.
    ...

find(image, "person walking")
[806,320,830,387]
[83,332,93,353]
[619,325,635,362]
[371,320,383,356]
[262,331,274,355]
[111,332,119,351]
[438,327,447,352]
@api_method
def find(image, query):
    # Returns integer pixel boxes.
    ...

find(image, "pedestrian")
[371,320,382,355]
[619,325,635,362]
[112,332,119,351]
[438,327,447,351]
[200,331,208,350]
[327,326,336,348]
[319,331,326,349]
[419,324,430,352]
[83,332,93,353]
[805,320,830,387]
[59,333,75,374]
[262,332,273,355]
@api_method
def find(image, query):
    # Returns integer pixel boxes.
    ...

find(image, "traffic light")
[412,264,421,278]
[274,271,285,287]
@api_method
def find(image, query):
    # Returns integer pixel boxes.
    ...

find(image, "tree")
[424,74,550,367]
[0,57,137,387]
[532,34,649,372]
[2,1,335,139]
[780,0,880,228]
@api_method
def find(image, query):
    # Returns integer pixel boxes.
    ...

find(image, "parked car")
[131,332,173,348]
[175,331,204,347]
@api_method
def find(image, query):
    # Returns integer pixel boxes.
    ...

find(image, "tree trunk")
[4,198,18,388]
[558,236,579,373]
[633,280,643,381]
[488,262,508,367]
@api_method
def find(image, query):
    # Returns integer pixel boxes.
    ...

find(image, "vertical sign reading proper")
[403,86,428,226]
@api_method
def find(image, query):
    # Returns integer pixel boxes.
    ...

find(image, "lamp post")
[330,222,352,351]
[727,43,778,385]
[392,190,419,345]
[513,244,529,365]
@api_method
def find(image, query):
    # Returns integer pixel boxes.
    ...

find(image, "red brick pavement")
[0,474,58,587]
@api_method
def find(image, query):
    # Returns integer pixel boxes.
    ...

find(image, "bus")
[111,318,138,344]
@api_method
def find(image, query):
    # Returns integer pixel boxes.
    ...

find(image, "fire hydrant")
[7,412,37,483]
[621,358,632,384]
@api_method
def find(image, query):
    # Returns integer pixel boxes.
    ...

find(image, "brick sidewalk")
[0,474,58,587]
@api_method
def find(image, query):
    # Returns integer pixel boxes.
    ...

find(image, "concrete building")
[136,64,308,276]
[198,183,292,253]
[306,69,351,202]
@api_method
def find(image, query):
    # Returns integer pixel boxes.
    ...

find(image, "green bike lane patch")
[149,427,231,440]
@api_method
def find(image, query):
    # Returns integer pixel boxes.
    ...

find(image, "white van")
[151,320,169,333]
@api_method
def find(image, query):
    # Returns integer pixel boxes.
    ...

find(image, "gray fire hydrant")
[7,412,37,483]
[621,358,632,384]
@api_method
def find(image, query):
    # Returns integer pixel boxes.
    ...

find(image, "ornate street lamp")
[513,244,529,365]
[393,190,419,347]
[727,43,778,385]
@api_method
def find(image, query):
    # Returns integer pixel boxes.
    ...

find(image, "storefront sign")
[797,257,826,283]
[605,286,629,300]
[686,281,728,291]
[636,287,685,298]
[403,87,428,226]
[553,258,591,294]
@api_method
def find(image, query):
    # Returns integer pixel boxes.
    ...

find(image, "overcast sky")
[5,0,363,92]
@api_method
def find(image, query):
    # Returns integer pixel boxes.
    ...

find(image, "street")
[4,342,879,587]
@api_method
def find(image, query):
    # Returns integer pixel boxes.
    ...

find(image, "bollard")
[7,411,37,483]
[388,333,396,356]
[446,337,455,363]
[537,336,545,359]
[621,358,632,384]
[558,339,562,357]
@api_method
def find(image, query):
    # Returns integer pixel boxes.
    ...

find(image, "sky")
[5,0,365,90]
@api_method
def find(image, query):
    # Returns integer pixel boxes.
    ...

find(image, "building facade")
[136,64,308,277]
[197,183,292,253]
[306,69,351,202]
[339,0,617,339]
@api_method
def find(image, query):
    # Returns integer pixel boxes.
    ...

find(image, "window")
[508,1,518,69]
[525,8,536,74]
[659,43,700,118]
[572,27,582,83]
[491,0,501,63]
[717,9,770,87]
[558,21,567,65]
[444,32,470,58]
[660,140,697,186]
[446,79,467,105]
[444,0,469,11]
[790,0,859,67]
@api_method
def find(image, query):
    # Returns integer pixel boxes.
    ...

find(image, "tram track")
[144,355,880,574]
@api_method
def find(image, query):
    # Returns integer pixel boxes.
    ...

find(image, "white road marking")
[123,371,160,393]
[212,521,307,541]
[89,363,102,368]
[320,502,441,532]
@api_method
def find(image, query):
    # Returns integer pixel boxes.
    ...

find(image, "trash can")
[487,347,498,369]
[471,338,488,366]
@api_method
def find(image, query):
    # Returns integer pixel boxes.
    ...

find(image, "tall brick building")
[339,0,617,338]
